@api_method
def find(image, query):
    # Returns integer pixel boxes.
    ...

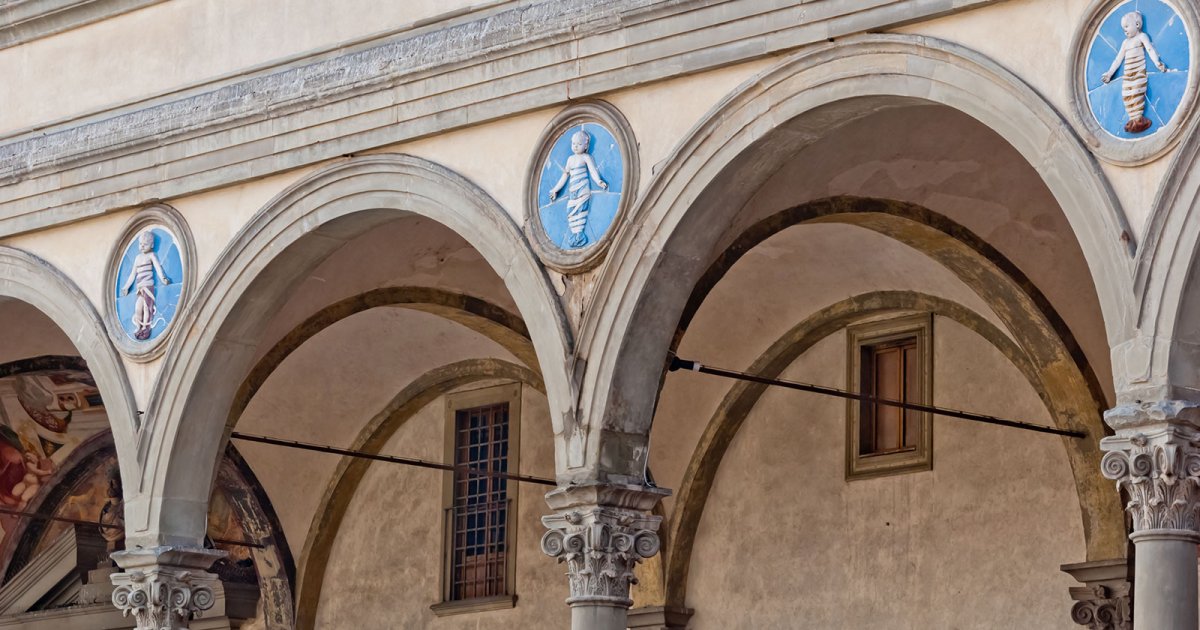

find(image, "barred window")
[434,383,521,616]
[449,402,510,601]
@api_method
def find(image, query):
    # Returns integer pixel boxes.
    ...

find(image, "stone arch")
[659,290,1099,608]
[1129,120,1200,403]
[134,154,573,548]
[0,247,140,495]
[292,358,542,628]
[576,33,1132,487]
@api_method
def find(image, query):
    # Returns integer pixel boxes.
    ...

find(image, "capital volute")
[541,483,669,608]
[1101,401,1200,534]
[110,546,225,630]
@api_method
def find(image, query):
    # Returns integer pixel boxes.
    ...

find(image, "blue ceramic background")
[536,123,624,251]
[1085,0,1191,139]
[114,227,184,343]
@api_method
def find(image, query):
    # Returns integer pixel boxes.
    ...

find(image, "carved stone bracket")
[1101,400,1200,532]
[1062,558,1132,630]
[541,483,670,609]
[110,546,225,630]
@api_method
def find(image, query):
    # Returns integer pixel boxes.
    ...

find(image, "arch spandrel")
[135,155,573,548]
[574,33,1134,483]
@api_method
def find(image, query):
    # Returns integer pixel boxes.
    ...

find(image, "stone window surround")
[845,313,934,480]
[431,382,522,617]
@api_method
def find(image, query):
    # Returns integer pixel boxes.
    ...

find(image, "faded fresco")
[28,450,257,584]
[0,357,107,546]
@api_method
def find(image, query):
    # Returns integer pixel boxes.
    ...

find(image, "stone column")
[1100,400,1200,630]
[541,483,671,630]
[110,546,226,630]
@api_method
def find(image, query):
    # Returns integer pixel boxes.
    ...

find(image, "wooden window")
[433,384,520,616]
[846,315,932,479]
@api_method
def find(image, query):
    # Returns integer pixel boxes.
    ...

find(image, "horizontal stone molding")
[0,0,999,237]
[0,0,166,50]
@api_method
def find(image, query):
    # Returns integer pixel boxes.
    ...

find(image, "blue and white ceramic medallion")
[1084,0,1192,139]
[526,102,638,272]
[114,226,184,343]
[536,123,624,251]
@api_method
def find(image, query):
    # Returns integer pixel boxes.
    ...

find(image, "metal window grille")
[447,402,510,600]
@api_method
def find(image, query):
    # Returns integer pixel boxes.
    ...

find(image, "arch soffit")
[660,290,1115,609]
[136,155,572,546]
[580,34,1133,474]
[293,358,543,629]
[229,285,539,427]
[0,247,140,489]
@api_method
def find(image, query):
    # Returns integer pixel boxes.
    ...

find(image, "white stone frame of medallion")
[1069,0,1200,166]
[102,203,197,362]
[523,100,639,274]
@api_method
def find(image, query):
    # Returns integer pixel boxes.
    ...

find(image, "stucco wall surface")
[654,222,1007,515]
[0,299,76,363]
[737,105,1113,402]
[237,307,519,551]
[683,319,1084,628]
[313,386,566,629]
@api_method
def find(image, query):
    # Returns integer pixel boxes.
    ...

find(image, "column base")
[626,605,694,629]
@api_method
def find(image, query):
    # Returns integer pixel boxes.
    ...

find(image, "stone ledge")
[429,593,518,617]
[0,0,166,50]
[0,0,1001,237]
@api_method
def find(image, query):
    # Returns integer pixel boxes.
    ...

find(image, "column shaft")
[1132,532,1199,630]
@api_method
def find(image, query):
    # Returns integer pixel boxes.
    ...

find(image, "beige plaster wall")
[0,0,476,135]
[680,318,1083,628]
[0,299,77,363]
[237,307,519,551]
[313,385,566,628]
[654,222,1007,516]
[892,0,1172,237]
[735,104,1114,403]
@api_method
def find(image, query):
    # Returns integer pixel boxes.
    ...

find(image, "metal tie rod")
[230,432,559,486]
[669,356,1086,439]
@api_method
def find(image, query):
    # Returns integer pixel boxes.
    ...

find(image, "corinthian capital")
[1101,400,1200,533]
[541,483,670,608]
[110,547,225,630]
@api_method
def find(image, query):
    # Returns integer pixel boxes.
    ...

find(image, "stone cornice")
[0,0,165,50]
[0,0,1000,237]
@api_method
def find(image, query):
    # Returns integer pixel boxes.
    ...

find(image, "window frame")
[845,314,933,480]
[431,382,522,616]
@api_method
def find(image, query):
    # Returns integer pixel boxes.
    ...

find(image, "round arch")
[0,247,140,494]
[576,33,1133,484]
[133,154,573,548]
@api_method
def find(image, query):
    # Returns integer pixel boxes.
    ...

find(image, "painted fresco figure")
[119,230,171,340]
[1101,10,1168,133]
[549,130,607,248]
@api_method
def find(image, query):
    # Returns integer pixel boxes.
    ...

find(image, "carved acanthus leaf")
[541,506,662,607]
